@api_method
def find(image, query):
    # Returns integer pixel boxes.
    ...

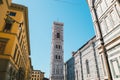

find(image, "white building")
[73,36,100,80]
[87,0,120,80]
[50,22,64,80]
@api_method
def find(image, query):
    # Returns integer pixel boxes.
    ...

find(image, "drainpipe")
[91,0,112,80]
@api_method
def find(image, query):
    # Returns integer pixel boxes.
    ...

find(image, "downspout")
[91,0,112,80]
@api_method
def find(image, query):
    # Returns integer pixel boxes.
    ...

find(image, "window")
[57,33,60,38]
[9,12,16,16]
[55,55,61,59]
[100,20,107,35]
[101,55,106,76]
[105,16,112,30]
[86,60,90,74]
[100,0,107,12]
[110,10,120,26]
[3,23,12,32]
[3,17,15,32]
[59,45,60,49]
[55,55,57,59]
[110,58,120,78]
[96,4,102,18]
[0,38,8,54]
[59,56,60,59]
[56,45,58,48]
[56,45,61,49]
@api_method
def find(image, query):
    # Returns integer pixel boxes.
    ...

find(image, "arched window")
[55,55,57,59]
[57,33,60,38]
[86,60,90,74]
[59,56,60,59]
[59,45,60,49]
[56,45,58,48]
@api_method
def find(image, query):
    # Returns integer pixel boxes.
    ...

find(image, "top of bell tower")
[53,21,64,26]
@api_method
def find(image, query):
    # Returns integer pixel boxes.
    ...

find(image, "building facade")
[64,56,75,80]
[50,22,64,80]
[87,0,120,80]
[72,36,101,80]
[0,0,32,80]
[31,70,44,80]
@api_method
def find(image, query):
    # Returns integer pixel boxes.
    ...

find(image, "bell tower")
[50,22,64,80]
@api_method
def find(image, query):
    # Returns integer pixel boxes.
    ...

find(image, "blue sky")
[12,0,95,78]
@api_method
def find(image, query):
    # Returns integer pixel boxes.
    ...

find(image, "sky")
[12,0,95,78]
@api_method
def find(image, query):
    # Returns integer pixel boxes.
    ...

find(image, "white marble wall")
[87,0,120,80]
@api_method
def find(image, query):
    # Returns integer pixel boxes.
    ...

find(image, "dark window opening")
[86,60,90,74]
[59,56,60,59]
[59,45,60,49]
[3,23,12,32]
[55,55,57,59]
[9,12,16,16]
[0,40,7,54]
[57,33,60,38]
[56,45,58,48]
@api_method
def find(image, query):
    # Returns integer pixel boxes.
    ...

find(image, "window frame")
[9,12,16,16]
[110,58,120,78]
[0,38,8,54]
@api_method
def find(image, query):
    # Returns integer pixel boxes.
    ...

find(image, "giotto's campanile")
[50,22,64,80]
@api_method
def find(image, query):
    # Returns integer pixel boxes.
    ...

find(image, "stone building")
[87,0,120,80]
[73,36,101,80]
[64,56,75,80]
[50,22,64,80]
[0,0,32,80]
[31,70,44,80]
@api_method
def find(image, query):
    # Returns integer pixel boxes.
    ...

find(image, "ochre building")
[0,0,32,80]
[31,70,44,80]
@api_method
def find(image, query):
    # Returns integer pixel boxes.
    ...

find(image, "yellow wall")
[0,0,32,80]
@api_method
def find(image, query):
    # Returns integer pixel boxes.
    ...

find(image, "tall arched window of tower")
[57,33,60,38]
